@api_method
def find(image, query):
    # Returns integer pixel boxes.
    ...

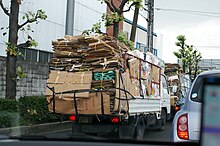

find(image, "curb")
[0,121,72,136]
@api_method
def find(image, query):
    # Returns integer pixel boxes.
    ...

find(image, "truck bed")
[128,97,161,114]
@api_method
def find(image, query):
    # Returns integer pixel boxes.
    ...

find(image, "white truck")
[46,35,171,140]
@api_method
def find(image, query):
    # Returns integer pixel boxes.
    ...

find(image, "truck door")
[161,75,171,115]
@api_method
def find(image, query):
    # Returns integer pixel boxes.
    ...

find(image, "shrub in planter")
[18,96,59,125]
[0,99,19,128]
[0,111,20,128]
[0,98,19,112]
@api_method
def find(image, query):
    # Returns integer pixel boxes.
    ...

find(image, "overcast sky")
[154,0,220,63]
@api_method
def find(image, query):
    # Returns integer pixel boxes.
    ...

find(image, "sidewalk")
[0,121,72,136]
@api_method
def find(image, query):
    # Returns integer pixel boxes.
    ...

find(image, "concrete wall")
[0,56,49,99]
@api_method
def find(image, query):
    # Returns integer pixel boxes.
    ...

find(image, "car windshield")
[191,74,220,102]
[0,0,219,145]
[190,76,203,102]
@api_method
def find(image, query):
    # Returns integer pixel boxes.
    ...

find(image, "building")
[0,0,163,60]
[0,0,106,58]
[122,1,163,59]
[198,59,220,71]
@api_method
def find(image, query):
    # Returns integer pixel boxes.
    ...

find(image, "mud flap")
[119,125,135,139]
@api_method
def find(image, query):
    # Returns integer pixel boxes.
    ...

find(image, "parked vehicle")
[46,35,171,140]
[170,70,220,142]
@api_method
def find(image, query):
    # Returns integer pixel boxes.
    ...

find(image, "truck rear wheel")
[134,116,145,140]
[157,109,166,131]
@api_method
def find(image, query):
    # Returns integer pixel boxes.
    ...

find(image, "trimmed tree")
[173,35,202,83]
[173,35,187,73]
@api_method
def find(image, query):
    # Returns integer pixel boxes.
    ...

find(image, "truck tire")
[157,109,166,131]
[118,125,135,140]
[134,116,145,140]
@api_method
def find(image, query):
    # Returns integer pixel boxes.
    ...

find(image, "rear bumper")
[72,123,117,134]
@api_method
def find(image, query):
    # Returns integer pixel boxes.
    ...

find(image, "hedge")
[0,96,60,128]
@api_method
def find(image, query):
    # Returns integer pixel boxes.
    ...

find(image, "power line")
[155,8,220,18]
[155,8,220,15]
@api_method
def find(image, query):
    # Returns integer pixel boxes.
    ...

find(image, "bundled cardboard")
[50,35,130,71]
[47,92,110,115]
[46,71,92,98]
[128,58,140,80]
[114,69,140,112]
[46,34,162,115]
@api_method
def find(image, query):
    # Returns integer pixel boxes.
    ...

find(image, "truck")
[165,63,191,118]
[46,35,171,140]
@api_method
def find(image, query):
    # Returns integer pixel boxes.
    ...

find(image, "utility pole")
[146,0,154,53]
[65,0,75,35]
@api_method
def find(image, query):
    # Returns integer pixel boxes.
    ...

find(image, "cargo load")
[45,34,171,139]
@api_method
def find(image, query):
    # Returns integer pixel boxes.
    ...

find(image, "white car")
[170,70,220,142]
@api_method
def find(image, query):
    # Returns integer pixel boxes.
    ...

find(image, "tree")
[0,0,47,99]
[192,50,202,81]
[173,35,202,83]
[173,35,187,73]
[99,0,141,37]
[130,1,142,42]
[185,45,194,81]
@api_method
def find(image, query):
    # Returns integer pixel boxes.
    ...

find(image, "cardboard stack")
[46,35,134,115]
[46,35,161,115]
[50,35,129,72]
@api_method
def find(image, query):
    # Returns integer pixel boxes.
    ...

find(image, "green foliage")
[18,96,59,125]
[173,35,203,81]
[16,66,26,80]
[29,39,38,47]
[0,98,19,128]
[118,31,134,50]
[101,13,124,27]
[0,96,59,128]
[82,22,102,35]
[5,42,22,56]
[0,111,20,128]
[0,98,19,112]
[22,9,47,24]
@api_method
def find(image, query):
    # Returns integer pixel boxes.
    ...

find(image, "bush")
[0,98,19,112]
[0,111,20,128]
[0,96,60,128]
[0,98,20,128]
[18,96,60,125]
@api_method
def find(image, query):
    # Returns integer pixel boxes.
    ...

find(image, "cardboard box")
[46,83,91,98]
[47,92,110,115]
[114,69,140,111]
[47,71,92,84]
[128,58,140,80]
[46,71,92,98]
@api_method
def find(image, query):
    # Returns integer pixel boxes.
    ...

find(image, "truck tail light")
[177,114,189,140]
[112,117,119,123]
[175,106,179,111]
[69,115,76,121]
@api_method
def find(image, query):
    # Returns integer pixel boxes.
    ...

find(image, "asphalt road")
[144,120,172,142]
[45,120,173,143]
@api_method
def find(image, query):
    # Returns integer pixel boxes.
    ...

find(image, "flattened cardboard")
[47,92,110,115]
[114,69,140,111]
[128,58,140,80]
[46,71,92,98]
[46,83,90,98]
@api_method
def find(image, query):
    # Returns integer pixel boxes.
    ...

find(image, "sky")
[154,0,220,63]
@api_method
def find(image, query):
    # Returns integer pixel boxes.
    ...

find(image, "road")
[45,120,173,142]
[144,120,172,142]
